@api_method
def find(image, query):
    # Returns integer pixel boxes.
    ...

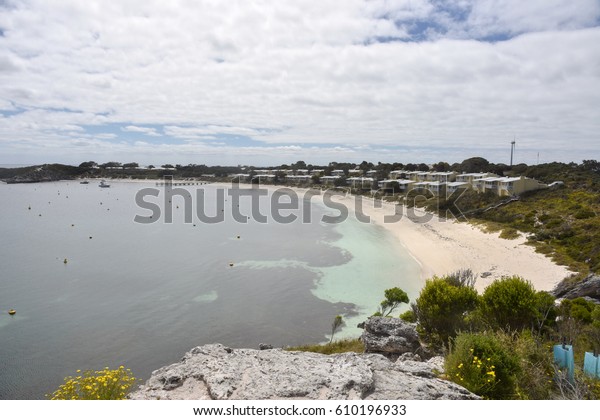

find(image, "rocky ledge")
[129,343,477,400]
[553,273,600,304]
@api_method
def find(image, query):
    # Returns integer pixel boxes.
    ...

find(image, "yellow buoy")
[8,309,16,315]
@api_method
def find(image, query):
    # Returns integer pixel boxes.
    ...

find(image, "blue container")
[553,344,575,382]
[583,352,600,379]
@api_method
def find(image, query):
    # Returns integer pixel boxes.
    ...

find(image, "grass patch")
[285,339,364,355]
[499,227,521,240]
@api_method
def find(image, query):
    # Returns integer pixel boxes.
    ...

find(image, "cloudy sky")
[1,0,599,167]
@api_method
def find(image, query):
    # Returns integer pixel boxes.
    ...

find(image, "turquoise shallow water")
[0,181,422,399]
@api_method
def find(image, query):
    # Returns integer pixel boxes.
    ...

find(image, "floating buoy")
[229,262,234,267]
[63,258,68,264]
[8,309,16,316]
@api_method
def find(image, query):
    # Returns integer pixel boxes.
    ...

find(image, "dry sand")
[327,192,574,293]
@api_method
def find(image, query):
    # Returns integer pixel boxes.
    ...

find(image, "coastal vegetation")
[292,274,600,400]
[374,287,409,317]
[407,273,600,399]
[48,366,137,400]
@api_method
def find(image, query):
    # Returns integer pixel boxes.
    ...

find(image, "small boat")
[99,180,111,188]
[80,180,89,184]
[8,309,16,316]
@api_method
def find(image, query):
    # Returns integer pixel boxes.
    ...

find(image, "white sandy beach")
[328,192,574,293]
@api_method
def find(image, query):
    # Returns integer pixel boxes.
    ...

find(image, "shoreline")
[67,179,575,293]
[332,193,573,293]
[240,183,574,293]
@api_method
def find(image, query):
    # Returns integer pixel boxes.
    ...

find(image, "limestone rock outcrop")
[360,317,424,358]
[129,344,477,400]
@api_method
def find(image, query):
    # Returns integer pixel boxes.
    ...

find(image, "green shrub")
[574,208,595,219]
[414,276,479,344]
[560,297,596,324]
[499,227,520,240]
[593,305,600,329]
[399,309,416,323]
[512,332,555,399]
[479,276,537,331]
[445,332,520,399]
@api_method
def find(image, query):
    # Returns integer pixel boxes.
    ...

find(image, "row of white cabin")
[231,170,546,197]
[379,172,546,197]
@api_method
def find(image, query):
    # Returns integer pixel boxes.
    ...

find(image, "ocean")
[0,180,421,399]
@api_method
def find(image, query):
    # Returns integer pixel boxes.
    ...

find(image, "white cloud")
[163,125,263,140]
[0,0,598,165]
[121,125,161,136]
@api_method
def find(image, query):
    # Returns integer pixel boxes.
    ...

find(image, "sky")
[0,0,599,167]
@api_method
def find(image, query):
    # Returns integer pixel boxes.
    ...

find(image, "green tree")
[432,161,450,172]
[385,181,400,194]
[479,276,537,331]
[333,176,347,187]
[100,161,122,169]
[457,157,490,174]
[414,275,479,343]
[376,287,409,317]
[78,161,97,168]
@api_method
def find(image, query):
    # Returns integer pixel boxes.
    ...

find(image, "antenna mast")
[510,137,516,167]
